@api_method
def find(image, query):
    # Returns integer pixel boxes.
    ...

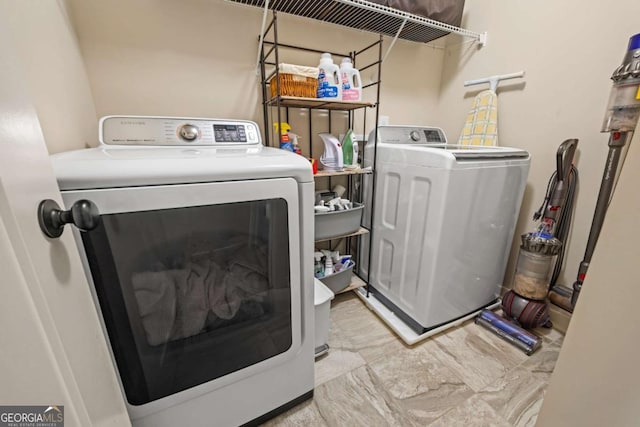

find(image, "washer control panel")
[375,125,447,145]
[100,116,261,146]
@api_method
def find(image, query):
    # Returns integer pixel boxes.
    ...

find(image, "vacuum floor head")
[475,309,541,355]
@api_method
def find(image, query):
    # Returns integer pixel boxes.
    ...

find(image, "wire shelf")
[228,0,484,45]
[267,95,375,111]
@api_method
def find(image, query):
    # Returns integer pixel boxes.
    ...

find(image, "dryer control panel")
[100,116,262,146]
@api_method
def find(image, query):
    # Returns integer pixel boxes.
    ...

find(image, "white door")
[0,10,130,427]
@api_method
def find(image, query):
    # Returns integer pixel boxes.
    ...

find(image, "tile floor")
[264,292,564,427]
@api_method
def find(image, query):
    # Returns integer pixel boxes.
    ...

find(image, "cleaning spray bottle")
[317,53,341,100]
[274,122,294,152]
[289,132,302,156]
[340,58,362,101]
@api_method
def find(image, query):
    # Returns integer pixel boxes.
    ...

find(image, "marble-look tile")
[471,321,531,366]
[531,325,564,343]
[329,292,362,319]
[430,322,528,391]
[478,367,546,426]
[512,393,544,427]
[315,323,367,386]
[330,294,401,363]
[429,395,511,427]
[368,340,474,425]
[314,365,415,427]
[261,399,328,427]
[519,339,562,383]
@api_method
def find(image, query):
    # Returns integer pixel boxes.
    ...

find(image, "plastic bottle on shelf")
[340,58,362,101]
[317,53,341,99]
[274,122,294,152]
[290,133,303,155]
[341,129,359,168]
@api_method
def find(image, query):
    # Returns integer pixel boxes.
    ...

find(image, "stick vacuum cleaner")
[549,32,640,312]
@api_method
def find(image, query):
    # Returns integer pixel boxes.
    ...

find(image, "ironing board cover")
[458,89,498,146]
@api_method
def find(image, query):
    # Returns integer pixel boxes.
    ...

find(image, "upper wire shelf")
[228,0,486,46]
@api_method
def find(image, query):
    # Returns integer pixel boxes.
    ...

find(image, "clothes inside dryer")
[81,198,292,405]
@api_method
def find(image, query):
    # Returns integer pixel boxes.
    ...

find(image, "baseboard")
[548,304,571,333]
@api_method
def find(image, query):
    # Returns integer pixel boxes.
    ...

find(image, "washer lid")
[421,144,529,160]
[371,126,529,160]
[51,145,313,190]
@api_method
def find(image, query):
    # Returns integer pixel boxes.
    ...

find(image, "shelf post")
[364,35,383,297]
[273,11,282,149]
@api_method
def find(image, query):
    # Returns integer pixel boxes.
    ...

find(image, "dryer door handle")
[38,199,100,238]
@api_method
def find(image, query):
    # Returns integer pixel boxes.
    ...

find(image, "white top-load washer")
[51,116,314,427]
[358,125,530,344]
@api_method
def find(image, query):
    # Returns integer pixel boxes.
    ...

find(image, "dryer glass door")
[64,178,302,406]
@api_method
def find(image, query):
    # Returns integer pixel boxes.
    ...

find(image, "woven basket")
[270,73,318,99]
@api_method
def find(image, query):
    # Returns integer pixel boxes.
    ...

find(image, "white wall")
[536,115,640,427]
[438,0,640,328]
[65,0,445,156]
[5,0,98,153]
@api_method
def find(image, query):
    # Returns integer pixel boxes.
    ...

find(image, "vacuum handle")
[556,139,578,182]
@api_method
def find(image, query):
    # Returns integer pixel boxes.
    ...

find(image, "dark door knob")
[38,199,100,238]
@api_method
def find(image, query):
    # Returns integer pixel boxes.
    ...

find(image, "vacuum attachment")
[475,309,541,355]
[548,285,574,312]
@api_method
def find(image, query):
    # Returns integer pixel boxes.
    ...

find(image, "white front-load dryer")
[50,116,315,427]
[359,125,530,341]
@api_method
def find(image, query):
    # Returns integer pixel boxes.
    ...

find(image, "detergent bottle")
[340,58,362,101]
[317,53,341,99]
[274,122,294,152]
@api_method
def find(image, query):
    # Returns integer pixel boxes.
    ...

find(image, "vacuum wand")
[550,33,640,312]
[570,131,632,306]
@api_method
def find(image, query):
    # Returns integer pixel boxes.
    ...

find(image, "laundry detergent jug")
[317,53,341,99]
[340,58,362,101]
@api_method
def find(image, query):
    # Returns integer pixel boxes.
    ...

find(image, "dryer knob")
[410,130,421,142]
[179,124,200,141]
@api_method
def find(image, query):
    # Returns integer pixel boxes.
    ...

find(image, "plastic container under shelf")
[314,278,334,357]
[318,262,355,294]
[314,203,364,240]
